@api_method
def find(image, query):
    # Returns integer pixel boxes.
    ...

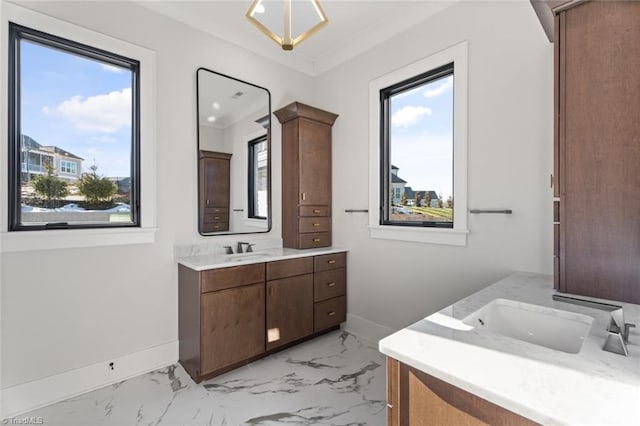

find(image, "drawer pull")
[328,311,336,316]
[313,223,321,227]
[387,403,393,409]
[313,209,321,213]
[313,238,321,242]
[214,216,220,220]
[328,260,336,264]
[327,282,336,287]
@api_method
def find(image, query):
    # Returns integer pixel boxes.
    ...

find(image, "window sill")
[369,225,468,247]
[0,227,158,253]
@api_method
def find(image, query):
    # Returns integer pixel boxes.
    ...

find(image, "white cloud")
[55,88,132,133]
[91,135,118,144]
[100,64,123,73]
[392,105,432,128]
[424,76,453,98]
[41,106,50,114]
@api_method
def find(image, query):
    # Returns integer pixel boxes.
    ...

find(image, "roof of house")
[41,145,84,161]
[21,134,84,160]
[391,174,407,184]
[404,187,437,200]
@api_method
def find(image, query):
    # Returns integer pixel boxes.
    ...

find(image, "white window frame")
[0,3,157,252]
[368,41,469,246]
[60,160,77,174]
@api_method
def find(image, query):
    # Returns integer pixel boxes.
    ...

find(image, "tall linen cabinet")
[274,102,338,249]
[553,1,640,303]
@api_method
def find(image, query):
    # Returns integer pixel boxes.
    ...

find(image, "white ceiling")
[139,1,459,76]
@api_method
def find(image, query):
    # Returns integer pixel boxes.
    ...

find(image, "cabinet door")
[298,118,331,206]
[388,359,538,426]
[558,1,640,303]
[201,156,230,208]
[201,283,265,375]
[266,274,313,350]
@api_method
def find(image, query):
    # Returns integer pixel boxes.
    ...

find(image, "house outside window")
[8,22,140,230]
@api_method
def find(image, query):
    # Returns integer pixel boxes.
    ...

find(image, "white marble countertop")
[379,272,640,425]
[176,247,348,271]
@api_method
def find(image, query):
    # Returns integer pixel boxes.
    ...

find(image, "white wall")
[1,0,315,392]
[316,1,553,335]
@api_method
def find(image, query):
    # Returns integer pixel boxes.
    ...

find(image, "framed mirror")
[196,68,271,235]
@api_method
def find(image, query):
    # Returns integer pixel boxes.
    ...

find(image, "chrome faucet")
[552,294,636,356]
[236,241,249,254]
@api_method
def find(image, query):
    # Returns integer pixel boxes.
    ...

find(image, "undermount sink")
[462,298,593,354]
[224,252,271,262]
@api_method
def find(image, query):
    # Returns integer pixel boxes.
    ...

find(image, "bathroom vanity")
[380,273,640,425]
[177,248,347,383]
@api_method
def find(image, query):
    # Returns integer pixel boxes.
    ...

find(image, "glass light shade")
[246,0,328,51]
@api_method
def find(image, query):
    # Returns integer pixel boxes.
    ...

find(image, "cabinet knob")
[313,223,321,227]
[313,238,321,242]
[328,311,336,316]
[313,209,321,214]
[387,403,393,409]
[328,260,336,264]
[328,282,336,287]
[214,216,220,220]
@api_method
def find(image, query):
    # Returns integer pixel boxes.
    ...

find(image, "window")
[248,135,268,219]
[60,160,77,174]
[381,63,454,229]
[368,41,468,246]
[8,23,140,231]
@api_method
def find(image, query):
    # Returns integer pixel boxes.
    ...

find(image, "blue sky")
[21,39,133,178]
[390,74,453,200]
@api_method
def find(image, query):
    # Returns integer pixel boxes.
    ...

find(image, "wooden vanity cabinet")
[553,1,640,303]
[274,102,338,249]
[178,263,265,382]
[199,150,231,233]
[179,251,347,383]
[386,358,538,426]
[266,257,314,350]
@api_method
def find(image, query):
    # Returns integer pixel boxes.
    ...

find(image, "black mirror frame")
[196,67,272,236]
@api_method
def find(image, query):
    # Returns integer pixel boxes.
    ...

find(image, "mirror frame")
[196,67,272,236]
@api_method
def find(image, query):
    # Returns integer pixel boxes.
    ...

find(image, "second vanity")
[380,273,640,425]
[177,247,347,383]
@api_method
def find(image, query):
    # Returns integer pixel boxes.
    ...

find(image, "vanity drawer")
[204,207,228,215]
[299,217,331,233]
[314,268,346,302]
[202,222,229,232]
[267,257,313,281]
[299,205,329,217]
[201,263,265,293]
[314,296,346,332]
[203,213,227,223]
[298,232,331,249]
[314,252,346,272]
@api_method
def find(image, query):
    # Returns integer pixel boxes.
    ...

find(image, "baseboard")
[1,341,178,419]
[343,313,396,347]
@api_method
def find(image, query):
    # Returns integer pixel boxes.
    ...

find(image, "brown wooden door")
[266,274,313,350]
[558,1,640,303]
[298,118,331,206]
[200,283,265,375]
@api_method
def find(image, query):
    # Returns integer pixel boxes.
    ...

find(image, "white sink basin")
[224,252,271,262]
[462,298,593,354]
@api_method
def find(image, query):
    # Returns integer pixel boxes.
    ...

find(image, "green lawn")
[411,206,453,220]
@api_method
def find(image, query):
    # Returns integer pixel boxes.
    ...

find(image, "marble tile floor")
[25,331,387,425]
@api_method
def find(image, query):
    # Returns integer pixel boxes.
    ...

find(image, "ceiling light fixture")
[246,0,329,51]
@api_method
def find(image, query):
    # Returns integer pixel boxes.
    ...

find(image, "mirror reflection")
[197,68,271,235]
